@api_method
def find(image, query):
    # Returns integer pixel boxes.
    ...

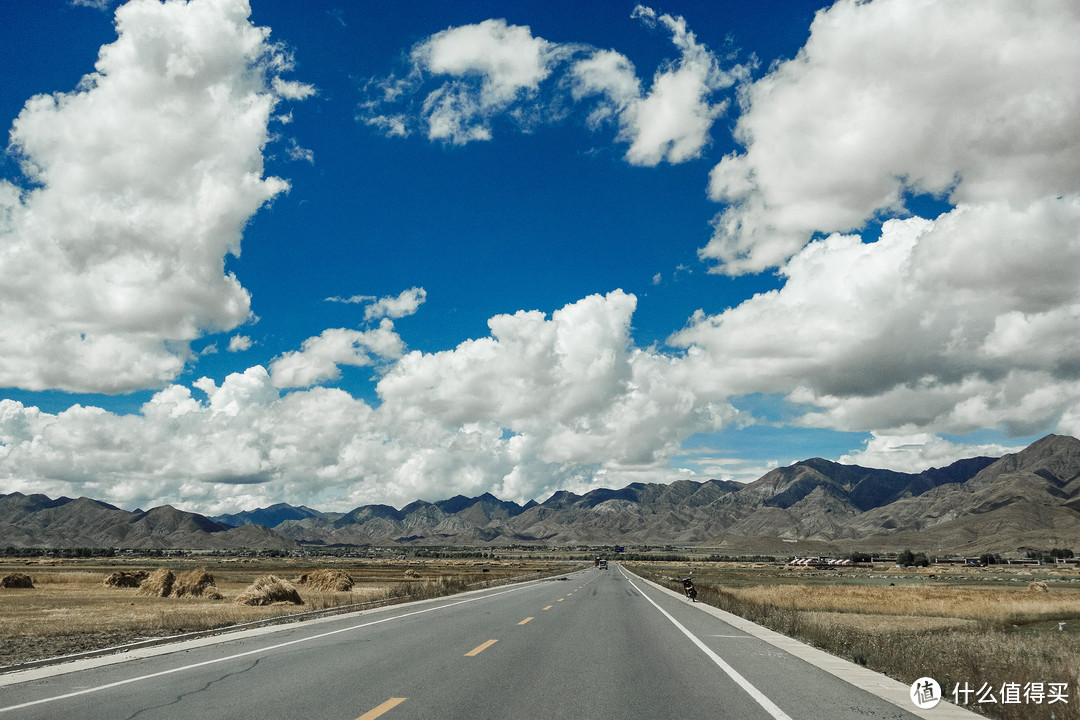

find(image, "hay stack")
[1029,581,1049,593]
[403,569,421,579]
[174,568,222,599]
[1,573,33,588]
[294,569,354,592]
[104,570,150,588]
[235,575,304,606]
[137,568,175,597]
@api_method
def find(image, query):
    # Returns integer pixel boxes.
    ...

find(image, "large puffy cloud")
[0,368,384,511]
[363,6,740,166]
[0,0,311,392]
[672,201,1080,464]
[662,0,1080,470]
[703,0,1080,275]
[0,292,734,512]
[378,291,732,467]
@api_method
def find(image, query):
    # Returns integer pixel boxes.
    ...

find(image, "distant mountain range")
[3,435,1079,554]
[0,494,293,551]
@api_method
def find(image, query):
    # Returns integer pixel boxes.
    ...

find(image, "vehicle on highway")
[599,559,608,569]
[682,575,697,601]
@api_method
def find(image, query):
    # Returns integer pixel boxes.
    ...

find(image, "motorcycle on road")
[682,575,697,602]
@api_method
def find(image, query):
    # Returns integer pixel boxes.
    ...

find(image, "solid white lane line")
[0,582,537,714]
[621,570,794,720]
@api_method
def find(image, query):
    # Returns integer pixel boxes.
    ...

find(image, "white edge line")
[0,580,542,714]
[620,567,795,720]
[625,569,983,720]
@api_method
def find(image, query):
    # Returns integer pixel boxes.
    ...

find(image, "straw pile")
[293,569,354,592]
[137,568,175,597]
[173,568,222,599]
[235,575,304,606]
[104,570,150,588]
[403,569,421,579]
[0,573,33,588]
[1028,581,1049,593]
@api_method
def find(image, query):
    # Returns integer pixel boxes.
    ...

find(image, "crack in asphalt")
[121,657,262,720]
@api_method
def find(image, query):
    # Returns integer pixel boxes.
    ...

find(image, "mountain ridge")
[4,435,1079,553]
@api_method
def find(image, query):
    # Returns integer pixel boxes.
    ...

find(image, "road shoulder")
[627,570,982,720]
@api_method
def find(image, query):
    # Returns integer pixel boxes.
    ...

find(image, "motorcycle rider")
[681,574,697,601]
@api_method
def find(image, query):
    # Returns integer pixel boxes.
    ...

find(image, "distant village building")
[788,557,856,567]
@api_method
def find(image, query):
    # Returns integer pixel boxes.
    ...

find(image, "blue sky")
[0,0,1076,514]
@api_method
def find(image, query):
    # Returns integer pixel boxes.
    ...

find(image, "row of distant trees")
[0,547,293,558]
[1026,547,1075,561]
[897,549,932,566]
[3,546,117,558]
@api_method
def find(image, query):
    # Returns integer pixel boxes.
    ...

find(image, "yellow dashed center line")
[465,639,498,656]
[518,617,534,625]
[356,697,407,720]
[557,598,564,602]
[542,605,553,611]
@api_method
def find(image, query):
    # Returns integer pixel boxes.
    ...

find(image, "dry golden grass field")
[0,556,566,669]
[631,561,1080,720]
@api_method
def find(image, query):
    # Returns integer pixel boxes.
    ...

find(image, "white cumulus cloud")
[0,0,308,393]
[0,292,735,512]
[657,0,1080,464]
[269,319,406,389]
[363,6,740,166]
[673,203,1080,441]
[839,433,1025,474]
[228,335,253,353]
[406,18,563,145]
[570,6,743,166]
[364,287,427,321]
[702,0,1080,275]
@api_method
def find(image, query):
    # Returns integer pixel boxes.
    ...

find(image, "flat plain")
[4,555,1078,720]
[0,556,563,669]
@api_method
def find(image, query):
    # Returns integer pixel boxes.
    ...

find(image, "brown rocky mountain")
[3,435,1079,554]
[841,434,1080,553]
[0,493,295,551]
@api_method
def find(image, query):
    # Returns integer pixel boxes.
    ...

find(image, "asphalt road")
[0,565,952,720]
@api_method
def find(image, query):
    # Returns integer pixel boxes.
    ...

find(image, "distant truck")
[598,559,608,569]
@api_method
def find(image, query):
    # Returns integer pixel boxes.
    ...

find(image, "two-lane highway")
[0,565,964,719]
